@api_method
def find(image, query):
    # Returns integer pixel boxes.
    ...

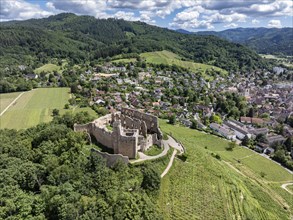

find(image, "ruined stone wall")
[91,148,129,167]
[116,135,137,159]
[74,123,91,132]
[91,125,113,149]
[75,109,163,159]
[121,108,163,139]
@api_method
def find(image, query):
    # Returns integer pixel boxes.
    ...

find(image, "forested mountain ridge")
[178,27,293,56]
[1,13,269,71]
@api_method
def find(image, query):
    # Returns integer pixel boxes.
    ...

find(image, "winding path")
[130,140,170,164]
[131,135,184,178]
[161,149,177,178]
[281,183,293,195]
[0,92,24,117]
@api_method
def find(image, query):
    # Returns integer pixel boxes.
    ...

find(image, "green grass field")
[144,145,164,156]
[34,63,61,74]
[157,121,293,220]
[112,58,137,63]
[0,88,97,130]
[0,88,70,129]
[260,54,293,67]
[141,50,227,77]
[0,92,23,113]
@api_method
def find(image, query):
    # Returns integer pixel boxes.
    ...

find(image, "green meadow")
[0,88,97,130]
[157,121,293,220]
[0,92,23,113]
[141,50,228,77]
[34,63,61,74]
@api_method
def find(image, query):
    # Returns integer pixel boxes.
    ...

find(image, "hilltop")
[177,27,293,56]
[0,13,268,72]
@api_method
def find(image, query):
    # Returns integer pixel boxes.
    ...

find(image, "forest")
[0,13,269,72]
[0,112,161,219]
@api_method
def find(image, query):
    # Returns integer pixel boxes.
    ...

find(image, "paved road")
[0,92,24,116]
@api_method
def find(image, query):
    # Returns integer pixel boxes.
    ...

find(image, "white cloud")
[0,0,292,30]
[48,0,107,17]
[174,11,199,22]
[252,19,260,24]
[206,13,246,23]
[224,23,238,28]
[113,11,139,21]
[0,0,53,21]
[268,19,282,28]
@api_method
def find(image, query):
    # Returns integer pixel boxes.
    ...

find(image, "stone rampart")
[121,107,163,139]
[74,108,163,159]
[91,125,113,149]
[91,148,129,167]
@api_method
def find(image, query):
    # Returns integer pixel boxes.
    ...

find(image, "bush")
[141,167,161,191]
[52,108,59,116]
[177,153,188,162]
[226,141,236,151]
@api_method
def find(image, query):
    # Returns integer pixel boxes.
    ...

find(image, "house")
[223,121,252,140]
[255,143,274,154]
[249,128,269,136]
[255,143,268,153]
[95,99,105,105]
[267,135,286,146]
[240,117,264,125]
[25,73,38,80]
[180,119,192,127]
[210,123,236,140]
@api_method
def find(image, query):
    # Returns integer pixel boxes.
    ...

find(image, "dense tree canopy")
[0,112,161,219]
[0,13,269,72]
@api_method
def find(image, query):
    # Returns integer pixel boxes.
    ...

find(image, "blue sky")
[1,0,292,31]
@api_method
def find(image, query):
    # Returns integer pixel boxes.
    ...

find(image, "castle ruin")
[74,108,163,159]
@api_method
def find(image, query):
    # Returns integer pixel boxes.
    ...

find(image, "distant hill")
[0,13,269,71]
[177,27,293,56]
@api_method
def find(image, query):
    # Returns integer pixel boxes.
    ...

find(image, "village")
[22,59,293,170]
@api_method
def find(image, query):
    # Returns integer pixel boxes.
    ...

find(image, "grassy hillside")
[158,121,293,219]
[141,50,227,76]
[0,88,97,129]
[34,63,61,74]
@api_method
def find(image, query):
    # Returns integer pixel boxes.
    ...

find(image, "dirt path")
[161,149,177,178]
[0,92,24,116]
[281,183,293,195]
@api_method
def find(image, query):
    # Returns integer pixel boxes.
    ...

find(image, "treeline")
[0,112,161,219]
[197,28,293,56]
[1,13,269,72]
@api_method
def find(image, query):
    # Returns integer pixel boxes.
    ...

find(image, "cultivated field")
[158,121,293,220]
[140,50,227,76]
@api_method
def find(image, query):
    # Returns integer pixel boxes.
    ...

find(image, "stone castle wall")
[121,108,163,139]
[74,108,163,159]
[91,148,129,167]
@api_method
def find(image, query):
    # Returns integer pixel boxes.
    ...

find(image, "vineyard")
[157,121,293,220]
